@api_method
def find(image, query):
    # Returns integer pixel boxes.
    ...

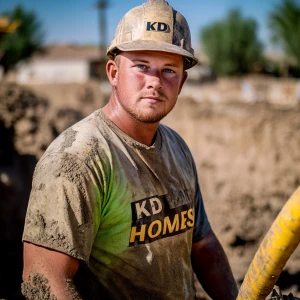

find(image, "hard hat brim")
[107,40,199,69]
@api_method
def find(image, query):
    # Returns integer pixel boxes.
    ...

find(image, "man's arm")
[22,242,81,300]
[191,229,238,300]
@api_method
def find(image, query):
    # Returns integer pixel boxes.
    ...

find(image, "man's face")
[109,50,187,124]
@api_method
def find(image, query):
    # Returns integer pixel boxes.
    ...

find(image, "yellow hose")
[237,185,300,300]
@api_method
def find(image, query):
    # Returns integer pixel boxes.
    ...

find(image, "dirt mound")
[0,82,105,299]
[164,96,300,298]
[1,81,300,299]
[0,83,50,158]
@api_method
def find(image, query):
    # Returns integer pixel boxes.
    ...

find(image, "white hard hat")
[107,0,198,69]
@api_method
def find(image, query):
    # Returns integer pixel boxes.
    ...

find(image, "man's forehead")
[119,50,184,65]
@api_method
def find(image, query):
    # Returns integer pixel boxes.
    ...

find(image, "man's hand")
[191,229,238,300]
[22,242,81,299]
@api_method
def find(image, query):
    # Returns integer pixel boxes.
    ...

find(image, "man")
[22,0,238,299]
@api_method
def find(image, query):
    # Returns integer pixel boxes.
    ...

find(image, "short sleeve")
[192,164,211,243]
[22,152,101,263]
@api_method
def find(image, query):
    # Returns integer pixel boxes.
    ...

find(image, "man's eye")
[137,65,148,70]
[163,68,175,73]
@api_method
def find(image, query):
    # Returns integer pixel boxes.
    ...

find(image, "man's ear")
[106,60,118,86]
[178,71,188,95]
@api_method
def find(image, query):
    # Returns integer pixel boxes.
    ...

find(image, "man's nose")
[147,70,163,90]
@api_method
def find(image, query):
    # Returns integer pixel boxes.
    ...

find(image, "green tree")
[269,0,300,67]
[200,9,263,76]
[0,5,44,72]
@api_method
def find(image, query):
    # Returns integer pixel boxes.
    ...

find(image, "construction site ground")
[0,76,300,299]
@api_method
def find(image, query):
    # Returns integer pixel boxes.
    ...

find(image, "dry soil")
[0,80,299,299]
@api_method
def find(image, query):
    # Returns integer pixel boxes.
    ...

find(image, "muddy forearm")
[21,272,82,300]
[22,243,81,300]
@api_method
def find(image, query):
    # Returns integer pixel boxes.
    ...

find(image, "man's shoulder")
[40,109,111,163]
[158,123,195,165]
[159,123,187,146]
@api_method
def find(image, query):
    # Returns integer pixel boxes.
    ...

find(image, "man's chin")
[130,111,167,124]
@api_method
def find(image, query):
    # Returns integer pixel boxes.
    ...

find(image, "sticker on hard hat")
[146,22,170,32]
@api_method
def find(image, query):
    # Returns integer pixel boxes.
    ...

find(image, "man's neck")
[102,104,159,147]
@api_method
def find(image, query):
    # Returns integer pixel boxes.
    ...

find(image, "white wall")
[16,60,90,84]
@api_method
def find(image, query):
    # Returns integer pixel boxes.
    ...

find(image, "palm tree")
[0,5,44,73]
[269,0,300,67]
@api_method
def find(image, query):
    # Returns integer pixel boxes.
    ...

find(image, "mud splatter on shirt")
[23,109,211,299]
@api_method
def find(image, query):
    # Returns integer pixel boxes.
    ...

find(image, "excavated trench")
[1,82,300,299]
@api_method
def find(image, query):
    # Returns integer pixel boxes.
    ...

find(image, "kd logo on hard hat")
[146,21,170,32]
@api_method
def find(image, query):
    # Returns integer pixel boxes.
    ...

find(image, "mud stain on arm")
[65,279,82,300]
[21,273,82,300]
[21,273,57,300]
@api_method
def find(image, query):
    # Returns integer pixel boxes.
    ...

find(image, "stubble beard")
[115,89,176,124]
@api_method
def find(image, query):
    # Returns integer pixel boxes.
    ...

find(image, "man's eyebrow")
[131,59,181,68]
[164,63,181,68]
[131,59,149,63]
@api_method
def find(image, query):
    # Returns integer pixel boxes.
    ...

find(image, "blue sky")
[0,0,282,51]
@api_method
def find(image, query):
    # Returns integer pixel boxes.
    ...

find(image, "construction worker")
[22,0,238,299]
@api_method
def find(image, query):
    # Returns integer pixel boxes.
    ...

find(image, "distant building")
[16,44,107,84]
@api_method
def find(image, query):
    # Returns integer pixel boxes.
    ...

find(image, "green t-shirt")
[23,109,211,299]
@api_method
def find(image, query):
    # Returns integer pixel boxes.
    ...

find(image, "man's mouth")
[142,95,164,102]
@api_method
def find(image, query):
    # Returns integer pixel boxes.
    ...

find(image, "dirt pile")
[164,94,300,298]
[0,83,49,156]
[0,82,105,299]
[1,80,300,299]
[0,83,50,299]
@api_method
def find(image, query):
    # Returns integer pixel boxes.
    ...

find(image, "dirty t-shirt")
[23,109,211,300]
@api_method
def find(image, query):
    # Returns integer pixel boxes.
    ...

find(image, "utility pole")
[96,0,109,60]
